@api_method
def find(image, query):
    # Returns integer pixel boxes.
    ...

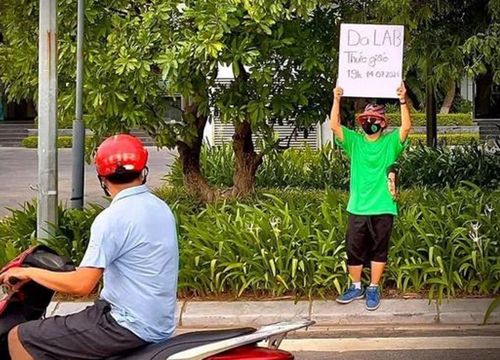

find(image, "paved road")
[295,349,500,360]
[287,335,500,359]
[0,147,177,217]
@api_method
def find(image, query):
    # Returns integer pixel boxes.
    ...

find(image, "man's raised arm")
[330,87,344,142]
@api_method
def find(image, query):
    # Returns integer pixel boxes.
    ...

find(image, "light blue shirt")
[80,185,178,342]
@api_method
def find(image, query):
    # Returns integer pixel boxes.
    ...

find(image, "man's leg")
[365,215,394,310]
[348,265,363,283]
[337,215,369,304]
[8,326,33,360]
[370,261,386,285]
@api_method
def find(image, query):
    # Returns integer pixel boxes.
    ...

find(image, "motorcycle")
[0,246,313,360]
[0,245,75,359]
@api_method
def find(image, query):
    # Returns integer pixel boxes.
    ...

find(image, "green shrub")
[452,97,473,114]
[22,136,92,149]
[167,142,500,190]
[397,144,499,189]
[386,113,473,126]
[166,144,351,190]
[0,202,38,265]
[1,186,499,301]
[0,202,103,265]
[21,137,38,148]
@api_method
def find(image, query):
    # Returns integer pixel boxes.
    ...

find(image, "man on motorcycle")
[0,134,179,360]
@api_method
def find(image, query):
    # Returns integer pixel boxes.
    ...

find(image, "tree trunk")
[426,59,438,148]
[177,141,218,203]
[231,120,262,197]
[176,107,218,202]
[440,80,456,114]
[228,61,262,197]
[426,83,438,147]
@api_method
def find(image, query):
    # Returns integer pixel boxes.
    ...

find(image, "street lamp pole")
[37,0,58,238]
[71,0,85,209]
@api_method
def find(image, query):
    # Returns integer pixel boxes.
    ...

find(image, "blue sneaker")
[365,286,381,311]
[336,285,365,304]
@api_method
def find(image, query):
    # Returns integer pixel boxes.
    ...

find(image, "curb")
[48,298,500,327]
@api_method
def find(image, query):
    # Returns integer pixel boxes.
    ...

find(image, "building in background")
[202,64,323,149]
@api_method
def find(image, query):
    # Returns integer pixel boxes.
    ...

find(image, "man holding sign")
[330,23,411,311]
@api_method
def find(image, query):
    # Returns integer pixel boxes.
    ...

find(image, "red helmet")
[95,134,148,177]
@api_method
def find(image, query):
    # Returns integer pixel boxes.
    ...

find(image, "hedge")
[22,136,93,154]
[1,185,498,301]
[386,112,473,126]
[168,142,500,190]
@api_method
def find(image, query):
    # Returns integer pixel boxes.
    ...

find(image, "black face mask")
[362,119,382,135]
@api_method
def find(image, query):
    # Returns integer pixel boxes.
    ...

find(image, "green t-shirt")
[335,126,408,216]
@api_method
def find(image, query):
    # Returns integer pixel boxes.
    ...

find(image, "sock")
[353,282,362,289]
[370,283,379,287]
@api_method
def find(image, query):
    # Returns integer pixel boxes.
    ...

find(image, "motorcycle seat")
[108,327,256,360]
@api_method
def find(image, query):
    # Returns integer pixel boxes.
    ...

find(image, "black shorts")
[346,214,394,266]
[18,300,147,360]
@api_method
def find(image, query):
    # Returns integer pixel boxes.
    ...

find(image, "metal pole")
[37,0,58,238]
[71,0,85,209]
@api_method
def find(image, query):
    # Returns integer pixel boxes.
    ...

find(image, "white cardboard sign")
[337,23,404,99]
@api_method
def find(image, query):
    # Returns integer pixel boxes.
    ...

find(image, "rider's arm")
[0,266,103,296]
[27,267,102,296]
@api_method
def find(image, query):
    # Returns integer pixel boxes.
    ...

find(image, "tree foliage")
[464,1,500,83]
[375,0,496,108]
[0,0,334,142]
[0,0,498,199]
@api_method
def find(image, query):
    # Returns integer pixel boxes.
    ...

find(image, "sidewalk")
[48,298,500,329]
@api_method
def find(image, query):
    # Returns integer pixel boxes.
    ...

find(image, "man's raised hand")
[397,82,407,103]
[334,87,344,102]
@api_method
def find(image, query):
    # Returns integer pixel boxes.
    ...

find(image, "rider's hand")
[333,87,343,102]
[0,267,31,285]
[397,82,407,103]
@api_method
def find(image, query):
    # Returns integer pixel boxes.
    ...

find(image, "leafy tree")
[3,0,495,200]
[209,2,339,195]
[464,1,500,120]
[0,0,337,201]
[375,0,495,146]
[464,1,500,84]
[157,1,340,198]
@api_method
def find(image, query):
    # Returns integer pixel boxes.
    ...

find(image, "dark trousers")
[346,214,394,266]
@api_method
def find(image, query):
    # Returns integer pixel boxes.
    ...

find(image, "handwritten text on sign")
[338,24,404,99]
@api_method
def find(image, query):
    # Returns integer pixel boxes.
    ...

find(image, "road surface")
[0,147,177,217]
